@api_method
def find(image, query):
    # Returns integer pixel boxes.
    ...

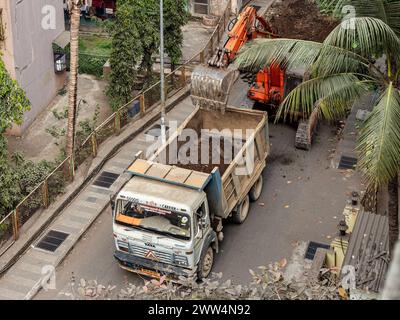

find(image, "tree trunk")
[66,3,81,163]
[388,175,399,257]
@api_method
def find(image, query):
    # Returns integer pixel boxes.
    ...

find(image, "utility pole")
[160,0,167,144]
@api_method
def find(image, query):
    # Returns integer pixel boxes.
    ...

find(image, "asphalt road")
[35,122,360,300]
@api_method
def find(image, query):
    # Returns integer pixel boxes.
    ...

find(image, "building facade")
[188,0,242,16]
[0,0,66,135]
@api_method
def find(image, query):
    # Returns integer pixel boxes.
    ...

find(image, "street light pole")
[160,0,167,144]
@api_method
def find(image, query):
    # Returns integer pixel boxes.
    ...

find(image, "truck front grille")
[129,244,174,265]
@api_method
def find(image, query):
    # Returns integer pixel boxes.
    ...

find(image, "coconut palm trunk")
[66,1,81,177]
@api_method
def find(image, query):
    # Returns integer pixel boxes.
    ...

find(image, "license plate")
[140,268,161,278]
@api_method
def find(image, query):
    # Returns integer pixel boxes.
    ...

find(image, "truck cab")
[113,175,218,282]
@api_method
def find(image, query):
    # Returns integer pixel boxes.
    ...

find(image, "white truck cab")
[113,175,217,281]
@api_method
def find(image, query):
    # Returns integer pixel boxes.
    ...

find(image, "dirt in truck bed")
[161,109,262,176]
[265,0,338,42]
[175,135,244,175]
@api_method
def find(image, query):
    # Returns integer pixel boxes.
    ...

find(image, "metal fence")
[0,0,232,256]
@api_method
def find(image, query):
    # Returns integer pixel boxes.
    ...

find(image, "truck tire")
[249,175,263,202]
[198,247,214,280]
[232,195,250,224]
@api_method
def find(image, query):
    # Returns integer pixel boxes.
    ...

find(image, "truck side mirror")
[110,196,115,212]
[197,223,204,239]
[200,217,207,230]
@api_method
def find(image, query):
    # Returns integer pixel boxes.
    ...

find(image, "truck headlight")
[117,240,129,253]
[174,255,188,266]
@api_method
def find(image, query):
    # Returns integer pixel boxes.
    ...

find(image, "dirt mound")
[266,0,338,42]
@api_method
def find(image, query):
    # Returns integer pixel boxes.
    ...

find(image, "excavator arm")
[208,6,275,68]
[191,5,282,112]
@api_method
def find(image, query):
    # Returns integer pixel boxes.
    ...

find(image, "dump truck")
[112,105,269,281]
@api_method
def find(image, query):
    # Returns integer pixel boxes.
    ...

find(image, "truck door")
[194,201,210,264]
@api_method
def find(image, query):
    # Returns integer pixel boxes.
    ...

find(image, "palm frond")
[357,83,400,187]
[384,1,400,35]
[276,73,371,122]
[235,39,322,72]
[315,0,348,15]
[235,39,367,75]
[317,0,387,19]
[324,17,400,60]
[316,0,400,35]
[312,45,369,76]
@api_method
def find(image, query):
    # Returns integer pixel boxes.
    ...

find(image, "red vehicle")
[91,0,117,18]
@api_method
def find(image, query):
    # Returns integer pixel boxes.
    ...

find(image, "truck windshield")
[115,200,191,240]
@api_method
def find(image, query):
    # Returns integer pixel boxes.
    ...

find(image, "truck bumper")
[114,250,197,282]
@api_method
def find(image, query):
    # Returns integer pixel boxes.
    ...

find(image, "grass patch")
[79,34,112,57]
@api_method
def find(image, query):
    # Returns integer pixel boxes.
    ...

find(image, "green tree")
[0,54,30,217]
[235,15,400,254]
[106,0,188,109]
[0,55,30,134]
[106,0,143,109]
[164,0,189,68]
[0,138,21,218]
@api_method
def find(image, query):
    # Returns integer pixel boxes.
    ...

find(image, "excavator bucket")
[190,65,238,113]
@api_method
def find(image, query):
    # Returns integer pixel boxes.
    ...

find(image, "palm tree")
[66,0,82,178]
[316,0,400,36]
[235,14,400,254]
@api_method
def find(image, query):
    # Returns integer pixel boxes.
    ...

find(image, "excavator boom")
[191,6,275,109]
[208,6,274,68]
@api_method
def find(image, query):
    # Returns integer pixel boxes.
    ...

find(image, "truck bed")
[158,107,267,176]
[145,105,270,219]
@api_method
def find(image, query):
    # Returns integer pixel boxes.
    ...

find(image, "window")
[193,0,209,15]
[115,200,191,240]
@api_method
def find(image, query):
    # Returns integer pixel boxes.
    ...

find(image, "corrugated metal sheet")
[341,211,390,293]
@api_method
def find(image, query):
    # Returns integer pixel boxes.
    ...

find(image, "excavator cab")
[248,65,286,106]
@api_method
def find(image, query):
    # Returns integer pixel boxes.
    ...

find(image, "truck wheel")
[249,175,263,202]
[232,195,250,224]
[198,247,214,280]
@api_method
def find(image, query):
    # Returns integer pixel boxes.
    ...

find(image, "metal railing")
[0,0,232,255]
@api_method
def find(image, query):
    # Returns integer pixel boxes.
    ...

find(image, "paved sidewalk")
[332,92,377,168]
[0,97,196,300]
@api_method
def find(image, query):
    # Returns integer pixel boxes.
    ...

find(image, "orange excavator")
[247,65,285,106]
[191,6,286,111]
[191,6,316,150]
